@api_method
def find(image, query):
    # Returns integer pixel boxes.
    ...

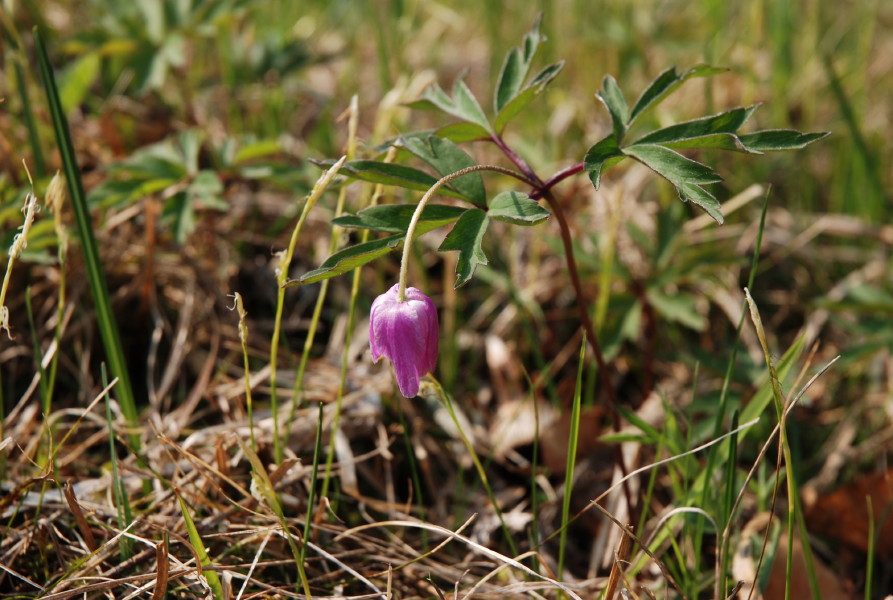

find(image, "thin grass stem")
[269,155,346,462]
[557,337,585,580]
[35,28,141,452]
[430,377,519,558]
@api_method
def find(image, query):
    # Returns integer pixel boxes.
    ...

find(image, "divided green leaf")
[583,67,826,224]
[291,235,404,286]
[624,144,722,185]
[434,122,492,143]
[317,159,466,199]
[399,135,486,205]
[737,130,830,152]
[583,134,625,189]
[494,15,544,113]
[439,208,490,287]
[628,64,727,126]
[494,61,564,134]
[597,75,630,141]
[294,208,466,285]
[488,191,550,225]
[333,203,466,233]
[410,74,492,133]
[632,106,759,148]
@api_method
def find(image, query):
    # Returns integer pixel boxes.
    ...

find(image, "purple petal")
[368,284,440,398]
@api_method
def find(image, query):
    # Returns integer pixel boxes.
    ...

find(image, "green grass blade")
[557,337,585,580]
[103,363,134,560]
[34,27,140,451]
[14,60,46,177]
[865,495,875,600]
[174,490,225,600]
[302,402,324,564]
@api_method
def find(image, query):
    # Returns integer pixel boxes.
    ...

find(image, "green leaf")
[233,139,282,163]
[494,15,544,112]
[177,129,203,175]
[188,170,226,210]
[646,290,707,331]
[495,48,525,113]
[632,106,759,147]
[399,135,486,205]
[291,235,404,286]
[434,122,492,143]
[494,61,564,133]
[333,203,466,233]
[628,64,727,125]
[58,51,101,113]
[116,152,187,180]
[318,159,465,199]
[624,145,724,223]
[597,75,629,140]
[451,76,491,130]
[411,75,492,132]
[738,130,830,152]
[677,182,723,224]
[624,144,722,185]
[439,208,490,287]
[583,134,625,189]
[166,190,195,244]
[295,209,463,285]
[488,191,550,225]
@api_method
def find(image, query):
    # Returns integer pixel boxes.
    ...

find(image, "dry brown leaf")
[806,467,893,556]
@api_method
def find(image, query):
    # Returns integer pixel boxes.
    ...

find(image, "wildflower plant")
[287,17,827,400]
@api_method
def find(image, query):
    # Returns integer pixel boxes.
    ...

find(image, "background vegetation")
[1,1,890,598]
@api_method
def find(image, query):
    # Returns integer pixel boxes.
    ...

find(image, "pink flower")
[370,284,439,398]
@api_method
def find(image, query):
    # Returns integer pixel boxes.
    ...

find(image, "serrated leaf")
[439,208,490,287]
[495,48,525,113]
[676,182,723,224]
[660,133,753,153]
[494,61,563,133]
[399,135,486,205]
[494,15,544,112]
[451,76,491,130]
[488,191,549,225]
[632,106,758,146]
[408,82,455,112]
[434,122,492,143]
[290,235,404,286]
[628,64,727,126]
[333,204,466,233]
[624,144,722,185]
[738,129,830,152]
[294,210,462,285]
[583,134,625,189]
[316,159,466,199]
[597,75,629,140]
[410,76,492,133]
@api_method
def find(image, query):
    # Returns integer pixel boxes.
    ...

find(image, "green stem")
[35,28,141,452]
[270,156,345,462]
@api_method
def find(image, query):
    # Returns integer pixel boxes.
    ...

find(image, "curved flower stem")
[397,164,534,302]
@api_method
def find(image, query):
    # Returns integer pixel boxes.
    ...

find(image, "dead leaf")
[805,467,893,556]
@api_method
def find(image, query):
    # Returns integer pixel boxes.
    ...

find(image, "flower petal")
[368,284,439,398]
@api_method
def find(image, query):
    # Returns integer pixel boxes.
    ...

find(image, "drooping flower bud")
[369,284,439,398]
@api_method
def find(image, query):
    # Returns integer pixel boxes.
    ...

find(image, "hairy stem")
[397,164,533,302]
